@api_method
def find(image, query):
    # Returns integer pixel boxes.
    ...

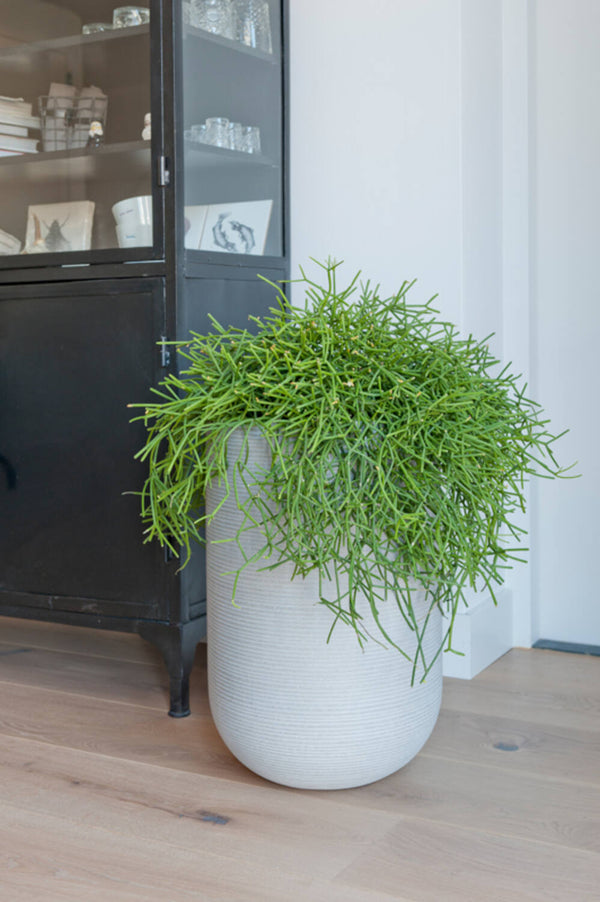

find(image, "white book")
[0,133,38,152]
[0,97,32,116]
[0,112,40,130]
[0,123,27,136]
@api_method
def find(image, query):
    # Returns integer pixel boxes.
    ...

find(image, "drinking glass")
[234,0,272,53]
[241,124,261,154]
[112,6,150,28]
[227,121,243,151]
[191,123,208,143]
[191,0,235,39]
[205,117,230,147]
[82,22,112,33]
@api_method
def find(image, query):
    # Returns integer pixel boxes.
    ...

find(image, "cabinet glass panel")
[0,1,153,260]
[181,0,283,260]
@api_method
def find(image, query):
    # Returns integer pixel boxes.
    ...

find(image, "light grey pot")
[205,428,443,790]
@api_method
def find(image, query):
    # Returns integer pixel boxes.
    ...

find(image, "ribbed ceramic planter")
[205,428,443,790]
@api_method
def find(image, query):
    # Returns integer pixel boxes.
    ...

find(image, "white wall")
[290,0,512,673]
[289,0,600,661]
[501,0,533,645]
[460,0,503,348]
[289,0,462,322]
[530,0,600,644]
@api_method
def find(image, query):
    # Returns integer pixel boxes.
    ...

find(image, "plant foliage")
[132,260,569,679]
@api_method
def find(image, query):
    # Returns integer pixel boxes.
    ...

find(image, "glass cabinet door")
[181,0,283,261]
[0,0,156,263]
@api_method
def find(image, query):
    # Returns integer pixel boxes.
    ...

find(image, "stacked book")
[0,95,40,156]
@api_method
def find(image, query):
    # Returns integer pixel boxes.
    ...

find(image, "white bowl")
[112,195,152,229]
[115,222,152,247]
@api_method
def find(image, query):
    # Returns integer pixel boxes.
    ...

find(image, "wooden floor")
[0,618,599,902]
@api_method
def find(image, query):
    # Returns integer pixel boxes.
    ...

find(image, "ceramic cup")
[116,222,152,247]
[112,195,152,231]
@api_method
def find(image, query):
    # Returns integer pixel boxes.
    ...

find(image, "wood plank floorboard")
[442,648,600,732]
[328,748,600,854]
[0,615,160,664]
[335,817,600,902]
[0,680,254,785]
[0,640,209,714]
[424,706,600,785]
[0,734,401,885]
[0,618,599,900]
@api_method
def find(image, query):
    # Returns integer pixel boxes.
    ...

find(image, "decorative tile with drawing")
[24,200,95,253]
[200,199,272,255]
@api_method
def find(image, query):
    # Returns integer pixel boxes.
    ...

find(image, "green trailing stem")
[131,259,572,678]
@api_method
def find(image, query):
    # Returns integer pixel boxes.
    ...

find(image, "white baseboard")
[442,588,513,679]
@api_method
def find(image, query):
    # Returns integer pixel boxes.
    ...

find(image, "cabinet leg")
[137,619,205,717]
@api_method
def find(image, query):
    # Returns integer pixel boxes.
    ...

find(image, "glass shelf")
[0,141,150,179]
[184,140,276,170]
[183,24,278,64]
[0,139,274,180]
[0,22,273,65]
[0,24,149,60]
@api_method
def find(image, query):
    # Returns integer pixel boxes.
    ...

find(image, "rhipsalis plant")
[132,260,571,679]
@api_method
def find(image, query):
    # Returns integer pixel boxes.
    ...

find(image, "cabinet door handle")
[159,335,172,368]
[157,155,170,187]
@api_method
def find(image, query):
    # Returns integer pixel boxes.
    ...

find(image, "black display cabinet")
[0,0,289,715]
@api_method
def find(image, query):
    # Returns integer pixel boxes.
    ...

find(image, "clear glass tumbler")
[191,123,208,143]
[205,117,230,147]
[82,22,112,33]
[191,0,235,39]
[112,6,150,28]
[227,121,243,150]
[234,0,272,53]
[241,124,261,154]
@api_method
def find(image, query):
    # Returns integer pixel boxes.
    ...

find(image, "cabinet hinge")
[159,335,171,368]
[157,155,170,186]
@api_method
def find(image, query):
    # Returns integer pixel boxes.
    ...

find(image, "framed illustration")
[24,200,95,253]
[183,204,209,250]
[200,199,273,255]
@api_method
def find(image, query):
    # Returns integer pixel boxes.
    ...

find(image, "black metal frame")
[0,0,290,716]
